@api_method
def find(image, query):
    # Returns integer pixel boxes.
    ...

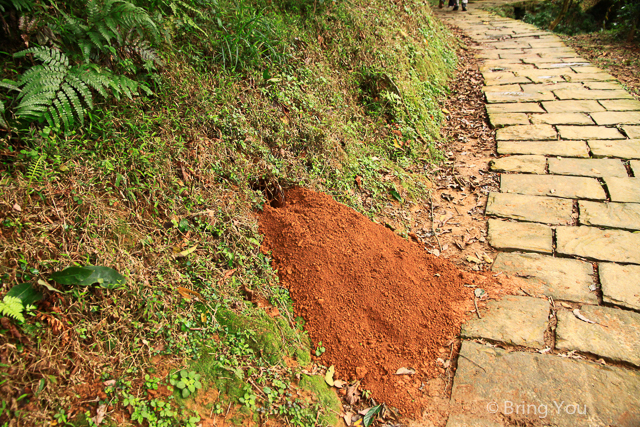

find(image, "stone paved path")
[435,2,640,426]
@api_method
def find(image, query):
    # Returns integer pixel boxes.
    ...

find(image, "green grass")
[0,0,457,424]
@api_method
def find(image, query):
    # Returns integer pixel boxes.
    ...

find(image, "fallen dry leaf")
[394,367,416,375]
[92,404,107,426]
[176,287,204,302]
[324,365,335,387]
[346,382,361,405]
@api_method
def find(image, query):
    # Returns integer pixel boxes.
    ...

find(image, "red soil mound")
[259,188,488,414]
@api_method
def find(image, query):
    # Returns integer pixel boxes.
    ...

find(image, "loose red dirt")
[259,187,508,416]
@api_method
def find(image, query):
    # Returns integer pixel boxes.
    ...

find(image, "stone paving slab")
[556,305,640,366]
[488,219,553,253]
[579,200,640,231]
[461,295,549,348]
[623,125,640,139]
[486,103,545,114]
[485,75,532,86]
[530,112,593,125]
[482,71,516,83]
[631,160,640,176]
[554,89,634,100]
[489,155,546,173]
[583,81,624,90]
[563,72,616,82]
[501,174,606,199]
[556,225,640,264]
[599,99,640,111]
[604,177,640,203]
[557,125,625,140]
[600,263,640,311]
[451,341,640,427]
[497,140,589,157]
[486,90,555,104]
[542,100,605,113]
[547,157,628,177]
[486,192,573,224]
[488,112,529,127]
[589,139,640,159]
[591,111,640,126]
[482,84,522,93]
[495,124,556,140]
[492,252,596,303]
[521,82,582,92]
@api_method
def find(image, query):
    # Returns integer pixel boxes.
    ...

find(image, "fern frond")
[0,101,7,128]
[0,296,25,323]
[27,154,46,183]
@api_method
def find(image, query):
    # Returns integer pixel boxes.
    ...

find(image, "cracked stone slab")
[486,90,555,103]
[482,71,517,81]
[489,155,546,173]
[583,81,624,90]
[483,84,522,93]
[631,160,640,176]
[496,124,557,141]
[530,112,593,125]
[516,68,574,78]
[521,82,582,92]
[542,100,605,113]
[557,125,625,140]
[501,174,606,199]
[556,225,640,264]
[579,201,640,231]
[600,263,640,310]
[488,113,529,127]
[548,158,628,177]
[497,140,589,157]
[571,65,604,73]
[486,103,545,114]
[486,192,573,224]
[623,125,640,139]
[589,139,640,159]
[563,72,616,82]
[492,252,596,303]
[450,341,640,427]
[591,111,640,126]
[487,219,553,253]
[604,177,640,203]
[554,89,633,100]
[599,99,640,111]
[484,75,532,86]
[461,295,549,348]
[556,305,640,366]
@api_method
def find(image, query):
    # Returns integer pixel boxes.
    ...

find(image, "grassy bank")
[0,0,456,424]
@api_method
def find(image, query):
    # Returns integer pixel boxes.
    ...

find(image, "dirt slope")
[259,187,506,416]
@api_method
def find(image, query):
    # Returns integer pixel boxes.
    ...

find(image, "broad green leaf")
[50,266,126,289]
[181,388,190,398]
[79,266,126,289]
[50,266,93,285]
[6,282,43,306]
[363,404,383,427]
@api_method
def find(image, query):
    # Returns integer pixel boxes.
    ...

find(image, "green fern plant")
[0,0,35,13]
[0,80,20,129]
[57,0,160,65]
[0,296,26,323]
[13,47,151,130]
[26,154,46,184]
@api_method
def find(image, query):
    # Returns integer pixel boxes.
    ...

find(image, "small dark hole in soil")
[514,6,525,20]
[250,177,286,208]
